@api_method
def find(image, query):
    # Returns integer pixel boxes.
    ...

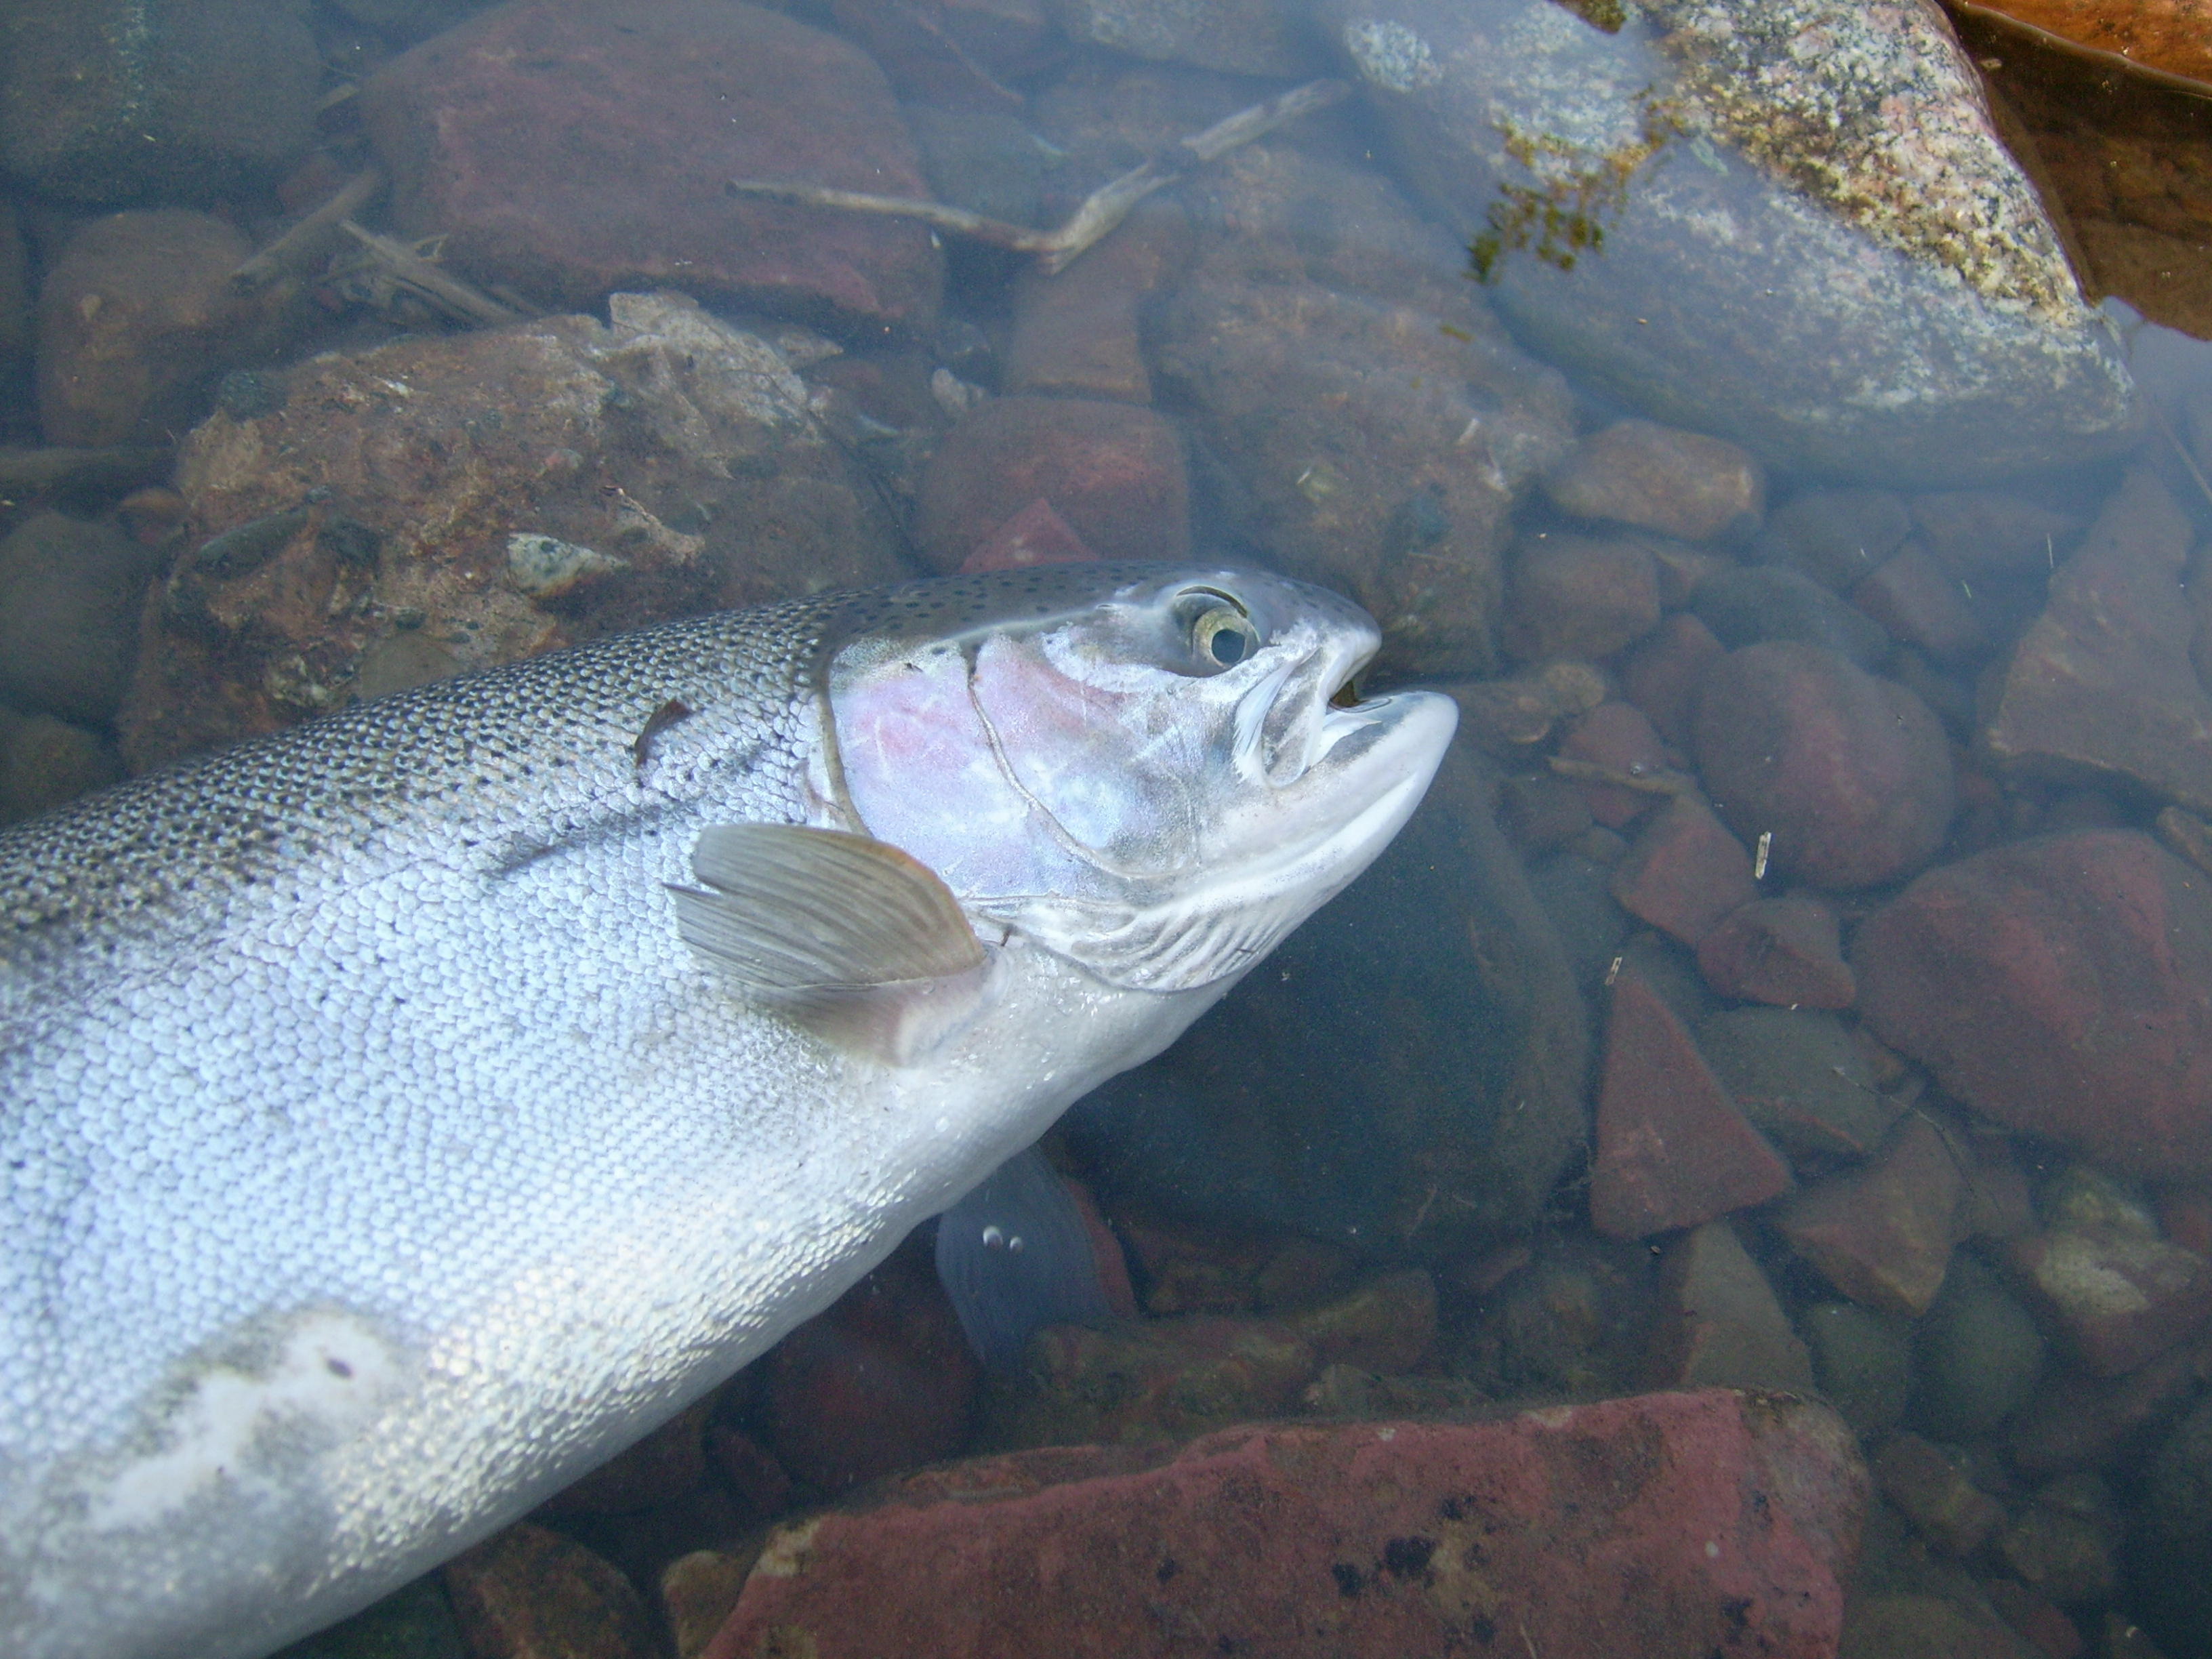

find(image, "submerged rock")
[1066,728,1588,1261]
[704,1392,1863,1659]
[0,0,319,203]
[121,292,903,769]
[1153,138,1574,678]
[1854,830,2212,1177]
[361,0,941,332]
[1318,0,2142,481]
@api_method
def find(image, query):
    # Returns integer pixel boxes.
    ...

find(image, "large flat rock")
[705,1390,1864,1659]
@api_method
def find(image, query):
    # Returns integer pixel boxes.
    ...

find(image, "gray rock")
[1153,140,1574,677]
[1696,1008,1901,1162]
[1801,1300,1912,1435]
[1317,0,2142,482]
[1051,0,1330,77]
[1065,729,1589,1260]
[0,513,157,728]
[1910,1251,2045,1441]
[2137,1393,2212,1654]
[1692,567,1891,670]
[1525,850,1631,994]
[0,0,319,203]
[1764,489,1913,594]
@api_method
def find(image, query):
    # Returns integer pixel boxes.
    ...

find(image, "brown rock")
[1646,1221,1816,1391]
[1590,968,1793,1240]
[445,1521,659,1659]
[1609,794,1760,947]
[1984,470,2212,815]
[1279,1269,1437,1376]
[2006,1332,2212,1475]
[36,211,294,449]
[1499,770,1593,853]
[1841,1594,2037,1659]
[1557,701,1670,827]
[706,1391,1863,1659]
[1766,487,1912,593]
[1910,491,2083,577]
[663,1549,758,1659]
[0,712,123,826]
[121,293,903,770]
[1694,642,1955,890]
[762,1234,979,1494]
[914,395,1187,573]
[361,0,941,330]
[540,1397,710,1517]
[1983,1580,2085,1659]
[1504,533,1661,663]
[1778,1115,1963,1316]
[1872,1433,2008,1558]
[1003,200,1191,403]
[2008,1229,2212,1378]
[1853,831,2212,1178]
[989,1314,1317,1449]
[1620,610,1727,746]
[1544,419,1765,543]
[1851,542,1986,663]
[1696,896,1857,1011]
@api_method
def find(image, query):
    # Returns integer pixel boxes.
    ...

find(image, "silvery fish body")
[0,562,1455,1659]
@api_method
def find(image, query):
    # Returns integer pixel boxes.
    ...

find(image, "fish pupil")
[1211,630,1248,665]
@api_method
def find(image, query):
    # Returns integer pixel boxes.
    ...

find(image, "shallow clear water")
[5,0,2212,1655]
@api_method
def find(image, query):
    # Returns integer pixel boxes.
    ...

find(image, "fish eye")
[1183,596,1263,671]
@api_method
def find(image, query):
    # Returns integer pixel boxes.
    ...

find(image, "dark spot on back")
[1156,1557,1179,1584]
[1332,1563,1364,1599]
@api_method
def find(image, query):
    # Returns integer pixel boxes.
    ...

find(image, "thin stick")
[337,220,524,327]
[232,165,387,292]
[729,78,1353,275]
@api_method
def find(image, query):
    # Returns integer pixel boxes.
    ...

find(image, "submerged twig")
[231,165,387,293]
[1545,755,1696,797]
[729,77,1353,275]
[336,220,525,327]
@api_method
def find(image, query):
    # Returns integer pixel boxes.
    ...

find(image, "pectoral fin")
[672,823,993,1065]
[935,1144,1118,1372]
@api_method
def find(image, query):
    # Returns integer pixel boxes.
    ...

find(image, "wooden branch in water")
[231,166,387,293]
[729,77,1353,276]
[337,220,525,327]
[1546,755,1697,797]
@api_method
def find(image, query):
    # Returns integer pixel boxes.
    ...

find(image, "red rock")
[36,210,294,447]
[1696,895,1856,1010]
[1853,831,2212,1177]
[1065,1175,1140,1319]
[1620,610,1727,745]
[958,495,1098,573]
[707,1425,795,1521]
[445,1522,659,1659]
[1003,200,1190,403]
[1591,968,1792,1240]
[1776,1115,1963,1316]
[1609,794,1761,947]
[2007,1229,2212,1377]
[704,1391,1863,1659]
[1694,642,1955,890]
[1558,701,1671,827]
[760,1235,979,1494]
[915,395,1188,573]
[539,1397,710,1516]
[830,0,1028,110]
[1503,533,1661,662]
[1646,1221,1816,1391]
[361,0,940,329]
[1872,1433,2008,1558]
[1850,541,1985,663]
[1982,470,2212,817]
[1544,419,1766,542]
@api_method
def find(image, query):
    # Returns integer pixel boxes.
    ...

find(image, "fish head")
[822,562,1458,991]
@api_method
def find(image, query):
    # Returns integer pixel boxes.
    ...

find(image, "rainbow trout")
[0,562,1455,1658]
